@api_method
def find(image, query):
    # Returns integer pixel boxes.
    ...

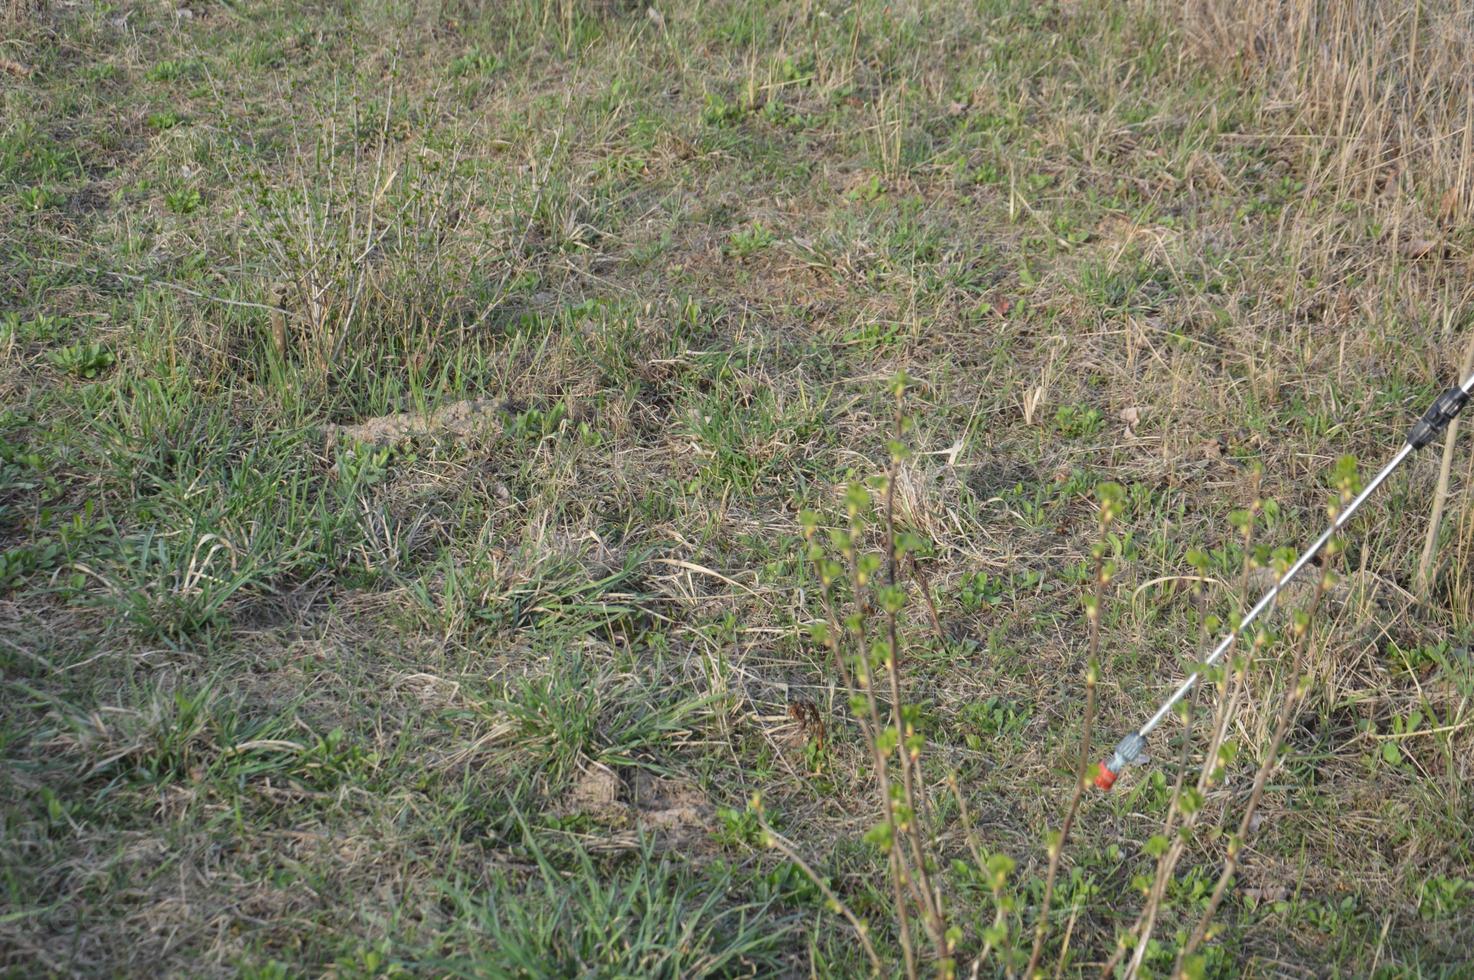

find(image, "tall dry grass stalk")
[1417,332,1474,596]
[4,0,41,23]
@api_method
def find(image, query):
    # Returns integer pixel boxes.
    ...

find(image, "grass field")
[4,0,1474,975]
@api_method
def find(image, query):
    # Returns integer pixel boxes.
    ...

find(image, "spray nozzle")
[1094,733,1146,792]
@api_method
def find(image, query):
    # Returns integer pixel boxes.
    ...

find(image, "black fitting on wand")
[1407,387,1471,450]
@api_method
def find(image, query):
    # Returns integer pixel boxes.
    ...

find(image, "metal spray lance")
[1094,374,1474,791]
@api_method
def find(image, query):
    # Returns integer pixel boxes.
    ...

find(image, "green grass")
[2,0,1473,975]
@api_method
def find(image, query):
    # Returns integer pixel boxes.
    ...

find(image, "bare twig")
[1028,485,1118,976]
[1120,478,1269,978]
[1026,659,1097,977]
[804,506,922,979]
[1100,700,1194,978]
[883,395,947,957]
[758,816,883,975]
[908,553,947,646]
[1174,675,1308,973]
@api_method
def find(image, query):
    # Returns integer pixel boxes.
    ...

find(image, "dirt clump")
[561,765,716,853]
[322,398,504,447]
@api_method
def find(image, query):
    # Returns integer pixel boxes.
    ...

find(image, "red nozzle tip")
[1094,761,1118,791]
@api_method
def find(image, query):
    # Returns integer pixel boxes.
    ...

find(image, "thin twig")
[803,518,921,978]
[1101,702,1194,977]
[759,818,883,975]
[883,404,946,955]
[1123,480,1272,973]
[1027,546,1106,975]
[1029,489,1122,975]
[847,540,924,978]
[1173,509,1343,974]
[1027,659,1096,977]
[1174,675,1308,973]
[1106,561,1219,976]
[1123,653,1247,980]
[908,553,947,645]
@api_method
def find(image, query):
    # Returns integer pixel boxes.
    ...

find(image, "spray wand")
[1094,373,1474,791]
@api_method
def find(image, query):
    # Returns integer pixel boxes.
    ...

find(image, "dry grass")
[1183,0,1473,215]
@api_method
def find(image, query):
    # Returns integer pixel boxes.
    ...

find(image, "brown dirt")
[562,765,716,853]
[322,398,504,447]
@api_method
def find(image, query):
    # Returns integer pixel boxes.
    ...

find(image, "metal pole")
[1094,373,1474,790]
